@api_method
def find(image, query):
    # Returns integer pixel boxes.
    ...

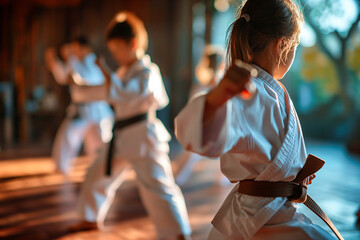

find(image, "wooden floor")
[0,140,360,239]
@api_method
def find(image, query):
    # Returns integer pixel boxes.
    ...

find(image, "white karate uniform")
[73,55,191,239]
[51,53,114,174]
[175,83,229,186]
[175,64,335,240]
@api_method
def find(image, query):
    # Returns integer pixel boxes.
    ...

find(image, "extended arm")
[175,61,254,157]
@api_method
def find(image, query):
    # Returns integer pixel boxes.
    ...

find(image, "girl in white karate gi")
[174,45,228,186]
[69,12,191,240]
[175,0,336,239]
[45,38,114,174]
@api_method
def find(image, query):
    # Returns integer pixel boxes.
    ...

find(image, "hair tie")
[241,14,250,23]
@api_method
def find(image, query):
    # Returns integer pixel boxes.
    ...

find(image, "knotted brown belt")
[238,154,344,240]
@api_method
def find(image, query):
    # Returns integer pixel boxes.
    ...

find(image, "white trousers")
[207,212,336,240]
[52,117,103,174]
[77,141,192,239]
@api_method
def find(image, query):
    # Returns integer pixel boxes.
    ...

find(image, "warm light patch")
[71,72,86,85]
[214,0,230,12]
[100,118,114,143]
[115,13,127,23]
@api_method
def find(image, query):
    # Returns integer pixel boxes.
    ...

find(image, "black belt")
[70,103,85,119]
[105,113,148,175]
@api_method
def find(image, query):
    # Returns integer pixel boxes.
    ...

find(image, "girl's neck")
[251,45,278,79]
[124,55,138,68]
[252,55,276,78]
[117,56,139,80]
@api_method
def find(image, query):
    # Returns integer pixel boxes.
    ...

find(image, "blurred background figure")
[173,45,228,186]
[44,37,114,175]
[191,45,225,97]
[68,12,192,240]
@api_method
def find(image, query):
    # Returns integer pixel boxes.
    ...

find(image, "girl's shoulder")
[140,55,161,75]
[229,77,288,139]
[253,77,284,104]
[230,76,287,120]
[249,64,288,111]
[129,55,158,79]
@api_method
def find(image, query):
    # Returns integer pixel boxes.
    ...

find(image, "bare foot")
[67,221,98,233]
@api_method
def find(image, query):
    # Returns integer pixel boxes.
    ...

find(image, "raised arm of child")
[69,57,114,103]
[71,57,158,112]
[204,63,252,124]
[175,62,253,158]
[44,47,72,85]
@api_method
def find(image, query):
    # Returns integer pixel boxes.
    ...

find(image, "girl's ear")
[275,37,285,56]
[131,38,137,51]
[274,37,285,65]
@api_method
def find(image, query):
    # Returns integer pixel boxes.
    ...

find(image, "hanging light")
[214,0,230,12]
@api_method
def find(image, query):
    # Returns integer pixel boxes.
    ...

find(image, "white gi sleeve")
[175,94,238,158]
[148,63,169,110]
[51,60,71,85]
[70,84,107,103]
[109,71,161,109]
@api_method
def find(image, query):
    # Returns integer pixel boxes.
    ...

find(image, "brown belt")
[238,154,344,240]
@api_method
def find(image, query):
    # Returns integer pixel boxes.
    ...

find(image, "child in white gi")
[45,38,114,174]
[174,45,228,186]
[175,0,336,239]
[69,12,191,240]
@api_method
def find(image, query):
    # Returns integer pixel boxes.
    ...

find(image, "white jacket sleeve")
[109,71,161,110]
[175,94,232,158]
[70,71,153,104]
[148,63,169,110]
[51,60,71,85]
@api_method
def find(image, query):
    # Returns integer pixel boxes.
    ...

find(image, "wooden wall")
[0,0,197,146]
